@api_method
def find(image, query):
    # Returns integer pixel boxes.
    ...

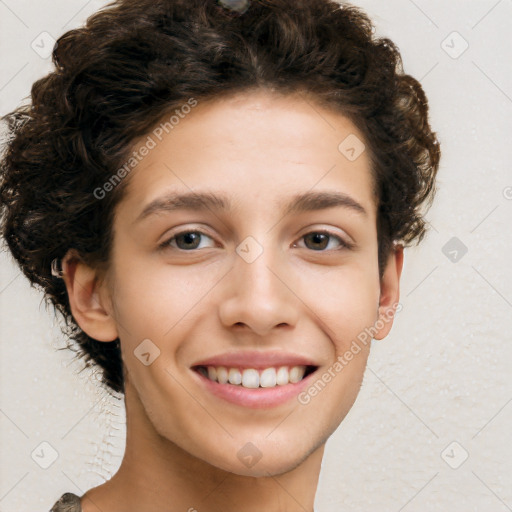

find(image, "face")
[72,89,401,477]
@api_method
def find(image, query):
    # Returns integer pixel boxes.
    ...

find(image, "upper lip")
[192,350,318,369]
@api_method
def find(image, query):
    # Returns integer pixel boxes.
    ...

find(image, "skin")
[62,88,403,512]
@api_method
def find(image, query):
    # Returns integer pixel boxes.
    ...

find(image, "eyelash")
[159,229,354,252]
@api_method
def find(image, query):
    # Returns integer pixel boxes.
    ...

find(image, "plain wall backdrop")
[1,0,511,511]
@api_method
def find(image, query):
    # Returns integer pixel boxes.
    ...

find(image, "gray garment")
[50,493,82,512]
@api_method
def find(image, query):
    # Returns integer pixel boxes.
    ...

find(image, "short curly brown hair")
[0,0,440,395]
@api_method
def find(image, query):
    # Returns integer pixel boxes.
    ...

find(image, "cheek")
[109,255,214,339]
[298,261,380,349]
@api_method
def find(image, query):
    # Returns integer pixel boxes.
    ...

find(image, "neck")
[81,379,324,512]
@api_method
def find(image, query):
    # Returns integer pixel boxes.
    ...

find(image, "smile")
[190,351,320,409]
[194,365,317,388]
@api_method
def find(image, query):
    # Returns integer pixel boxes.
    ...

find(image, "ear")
[61,249,118,342]
[373,244,404,340]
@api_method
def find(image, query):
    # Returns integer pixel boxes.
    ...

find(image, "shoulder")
[50,493,82,512]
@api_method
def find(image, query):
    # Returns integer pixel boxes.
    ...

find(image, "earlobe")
[373,244,404,340]
[61,249,118,342]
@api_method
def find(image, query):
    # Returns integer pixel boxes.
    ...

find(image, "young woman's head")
[1,0,439,479]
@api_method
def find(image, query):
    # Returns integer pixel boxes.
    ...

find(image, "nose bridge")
[238,237,281,297]
[218,232,299,335]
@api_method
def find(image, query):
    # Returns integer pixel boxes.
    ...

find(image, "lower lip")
[192,369,317,409]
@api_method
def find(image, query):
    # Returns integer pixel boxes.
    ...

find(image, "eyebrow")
[134,189,367,224]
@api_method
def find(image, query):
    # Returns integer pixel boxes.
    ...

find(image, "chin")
[201,434,323,478]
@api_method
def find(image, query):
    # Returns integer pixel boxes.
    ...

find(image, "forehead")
[118,89,376,220]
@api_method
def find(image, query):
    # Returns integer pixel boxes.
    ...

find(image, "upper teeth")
[200,365,307,388]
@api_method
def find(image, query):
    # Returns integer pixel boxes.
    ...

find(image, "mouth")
[190,354,320,409]
[192,364,318,388]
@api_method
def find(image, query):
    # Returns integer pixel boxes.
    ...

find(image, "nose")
[217,241,300,337]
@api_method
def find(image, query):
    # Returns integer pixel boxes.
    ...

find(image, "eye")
[294,230,352,252]
[159,228,353,252]
[160,230,216,251]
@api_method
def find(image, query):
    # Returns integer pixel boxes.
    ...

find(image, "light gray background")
[1,1,511,511]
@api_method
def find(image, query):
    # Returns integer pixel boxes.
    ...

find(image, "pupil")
[179,232,199,249]
[308,233,327,250]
